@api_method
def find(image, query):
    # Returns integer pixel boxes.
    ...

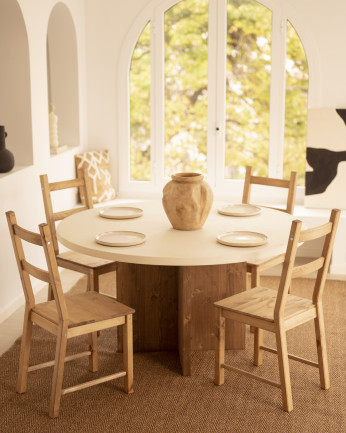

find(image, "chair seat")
[214,286,315,322]
[33,292,134,328]
[57,250,116,269]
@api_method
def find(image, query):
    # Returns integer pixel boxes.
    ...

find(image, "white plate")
[218,203,261,217]
[99,206,143,219]
[95,231,146,247]
[217,231,267,247]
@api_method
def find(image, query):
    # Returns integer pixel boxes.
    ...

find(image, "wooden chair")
[242,166,298,288]
[40,172,117,299]
[214,209,340,412]
[6,210,134,418]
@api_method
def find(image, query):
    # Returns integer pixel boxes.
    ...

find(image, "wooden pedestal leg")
[116,262,246,376]
[178,263,246,376]
[116,263,178,353]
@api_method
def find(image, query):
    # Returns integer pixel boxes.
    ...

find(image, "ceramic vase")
[162,172,213,230]
[0,126,14,173]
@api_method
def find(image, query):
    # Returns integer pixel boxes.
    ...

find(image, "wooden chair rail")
[246,253,285,272]
[221,363,281,388]
[28,351,91,372]
[249,176,291,188]
[256,205,290,214]
[299,222,332,242]
[260,345,319,367]
[53,205,88,222]
[291,257,325,279]
[22,260,50,283]
[62,371,127,396]
[49,177,86,191]
[13,224,43,246]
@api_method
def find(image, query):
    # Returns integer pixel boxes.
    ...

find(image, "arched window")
[119,0,309,201]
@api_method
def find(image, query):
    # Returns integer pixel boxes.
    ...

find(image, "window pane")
[130,22,151,181]
[164,0,209,177]
[284,21,308,186]
[225,0,272,179]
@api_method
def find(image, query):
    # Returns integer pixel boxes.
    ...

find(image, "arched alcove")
[47,2,80,153]
[0,0,33,168]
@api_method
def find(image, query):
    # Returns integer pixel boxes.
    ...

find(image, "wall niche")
[47,2,80,154]
[0,0,33,170]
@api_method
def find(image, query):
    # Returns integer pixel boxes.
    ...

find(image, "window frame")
[118,0,320,204]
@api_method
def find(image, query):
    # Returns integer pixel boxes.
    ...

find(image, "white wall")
[2,0,346,321]
[0,0,88,322]
[84,0,150,183]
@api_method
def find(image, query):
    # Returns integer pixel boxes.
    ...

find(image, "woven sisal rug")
[0,275,345,432]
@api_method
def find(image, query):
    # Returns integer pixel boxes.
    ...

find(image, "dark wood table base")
[116,262,246,375]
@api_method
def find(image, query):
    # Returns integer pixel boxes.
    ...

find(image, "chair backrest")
[6,211,68,322]
[274,209,340,322]
[242,166,297,215]
[40,170,94,255]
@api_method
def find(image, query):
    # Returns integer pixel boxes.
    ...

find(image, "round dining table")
[57,200,295,375]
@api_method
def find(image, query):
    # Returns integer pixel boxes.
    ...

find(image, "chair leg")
[314,306,330,389]
[253,328,263,366]
[88,332,98,372]
[249,267,260,333]
[275,328,293,412]
[122,314,134,394]
[88,271,99,293]
[47,283,54,301]
[251,266,260,288]
[49,325,68,418]
[17,307,33,394]
[214,310,225,386]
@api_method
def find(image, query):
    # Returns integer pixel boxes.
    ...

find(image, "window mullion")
[268,12,287,179]
[206,0,218,188]
[151,11,165,189]
[209,0,227,189]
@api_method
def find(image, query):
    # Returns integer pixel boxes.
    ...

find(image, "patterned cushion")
[74,150,116,203]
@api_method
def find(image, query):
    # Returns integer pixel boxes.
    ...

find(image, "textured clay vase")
[162,172,213,230]
[0,126,14,173]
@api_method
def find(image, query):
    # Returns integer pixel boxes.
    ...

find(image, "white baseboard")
[0,270,82,325]
[329,264,346,276]
[0,281,47,325]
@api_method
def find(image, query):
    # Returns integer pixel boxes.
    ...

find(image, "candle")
[49,103,59,149]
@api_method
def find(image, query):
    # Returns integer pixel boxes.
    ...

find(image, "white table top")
[57,200,295,266]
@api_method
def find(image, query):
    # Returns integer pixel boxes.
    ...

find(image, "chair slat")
[49,177,85,191]
[291,257,325,278]
[53,206,88,222]
[13,224,43,246]
[299,222,332,243]
[22,260,50,283]
[250,176,290,188]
